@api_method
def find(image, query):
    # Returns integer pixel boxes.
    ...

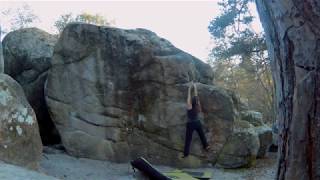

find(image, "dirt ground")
[38,146,277,180]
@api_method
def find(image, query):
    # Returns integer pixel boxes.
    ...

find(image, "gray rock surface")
[0,41,3,74]
[217,120,260,168]
[255,125,273,158]
[0,74,42,169]
[240,110,264,127]
[45,24,236,167]
[2,28,59,144]
[269,123,278,152]
[0,28,3,73]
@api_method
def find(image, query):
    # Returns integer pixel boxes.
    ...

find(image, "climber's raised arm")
[194,82,198,96]
[187,82,192,110]
[194,83,202,112]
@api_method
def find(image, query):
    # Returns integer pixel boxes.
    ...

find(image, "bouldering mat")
[131,157,170,180]
[164,169,212,180]
[183,170,212,180]
[164,170,197,180]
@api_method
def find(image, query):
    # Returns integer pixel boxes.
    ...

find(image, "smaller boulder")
[216,120,259,168]
[225,90,248,112]
[241,110,264,126]
[0,39,3,73]
[0,74,42,169]
[269,123,279,152]
[2,28,59,145]
[255,125,273,158]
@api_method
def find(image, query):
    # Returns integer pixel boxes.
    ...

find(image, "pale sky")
[0,1,262,61]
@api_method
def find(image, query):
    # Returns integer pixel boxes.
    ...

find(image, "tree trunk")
[255,0,320,179]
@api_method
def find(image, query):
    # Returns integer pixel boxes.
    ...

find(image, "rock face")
[217,120,260,168]
[2,28,60,145]
[0,41,3,74]
[240,110,264,127]
[255,125,273,158]
[239,110,272,158]
[45,24,236,167]
[269,123,278,152]
[0,74,42,169]
[0,30,3,73]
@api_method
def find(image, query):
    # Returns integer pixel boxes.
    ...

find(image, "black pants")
[183,120,208,157]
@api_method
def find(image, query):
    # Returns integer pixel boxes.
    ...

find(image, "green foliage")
[54,13,73,34]
[54,12,112,33]
[209,0,253,38]
[208,0,274,123]
[208,0,265,63]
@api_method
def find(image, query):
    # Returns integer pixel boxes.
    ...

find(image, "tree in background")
[0,3,39,36]
[208,0,274,124]
[54,12,114,33]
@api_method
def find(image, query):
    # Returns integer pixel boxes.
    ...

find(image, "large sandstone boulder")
[0,74,42,169]
[45,24,236,167]
[216,120,260,168]
[2,28,60,144]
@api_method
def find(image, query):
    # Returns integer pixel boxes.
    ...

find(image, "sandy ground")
[37,146,276,180]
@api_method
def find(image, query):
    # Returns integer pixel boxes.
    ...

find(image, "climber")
[182,81,210,158]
